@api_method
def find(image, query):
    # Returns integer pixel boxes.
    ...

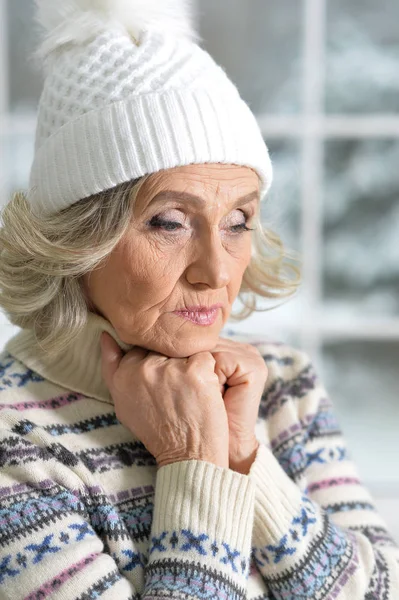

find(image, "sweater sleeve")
[247,346,399,599]
[0,420,255,599]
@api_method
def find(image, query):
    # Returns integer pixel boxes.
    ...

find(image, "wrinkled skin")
[82,163,259,356]
[83,163,268,470]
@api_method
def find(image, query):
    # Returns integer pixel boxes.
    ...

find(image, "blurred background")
[0,1,398,538]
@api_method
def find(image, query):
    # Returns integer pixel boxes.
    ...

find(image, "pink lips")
[173,307,220,326]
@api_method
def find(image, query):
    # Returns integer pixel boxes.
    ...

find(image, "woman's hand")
[100,332,230,470]
[210,337,268,474]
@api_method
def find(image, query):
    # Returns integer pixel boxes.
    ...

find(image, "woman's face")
[82,163,260,357]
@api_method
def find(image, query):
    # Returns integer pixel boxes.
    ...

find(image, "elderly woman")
[0,2,398,599]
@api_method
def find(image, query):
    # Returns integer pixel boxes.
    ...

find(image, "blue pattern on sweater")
[0,353,44,391]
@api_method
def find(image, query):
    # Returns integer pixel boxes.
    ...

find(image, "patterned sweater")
[0,311,398,600]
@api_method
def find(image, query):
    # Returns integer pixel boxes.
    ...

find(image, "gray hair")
[0,176,301,356]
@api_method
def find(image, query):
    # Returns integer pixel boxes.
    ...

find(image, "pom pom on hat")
[34,0,199,58]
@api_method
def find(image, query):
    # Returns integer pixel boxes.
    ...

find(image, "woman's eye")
[230,222,254,233]
[148,213,255,234]
[148,216,183,231]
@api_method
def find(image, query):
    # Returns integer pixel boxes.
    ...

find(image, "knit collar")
[4,311,135,405]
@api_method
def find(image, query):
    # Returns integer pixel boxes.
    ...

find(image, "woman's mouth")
[173,308,219,326]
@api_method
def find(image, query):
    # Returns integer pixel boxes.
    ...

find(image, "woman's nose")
[184,233,231,289]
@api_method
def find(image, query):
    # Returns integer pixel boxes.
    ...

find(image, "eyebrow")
[146,189,260,210]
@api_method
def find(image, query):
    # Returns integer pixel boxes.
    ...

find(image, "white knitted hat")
[30,0,273,216]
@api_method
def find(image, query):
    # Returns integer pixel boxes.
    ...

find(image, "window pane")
[262,138,301,254]
[7,0,42,112]
[0,310,20,347]
[321,340,399,488]
[0,136,7,207]
[221,326,302,350]
[199,0,302,114]
[323,139,399,317]
[326,0,399,113]
[1,132,35,204]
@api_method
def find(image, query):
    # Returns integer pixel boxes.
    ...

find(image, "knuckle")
[189,351,215,367]
[140,358,154,379]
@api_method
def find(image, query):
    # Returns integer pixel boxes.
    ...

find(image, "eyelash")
[147,214,256,234]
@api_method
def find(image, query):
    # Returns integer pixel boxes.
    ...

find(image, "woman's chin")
[156,332,222,359]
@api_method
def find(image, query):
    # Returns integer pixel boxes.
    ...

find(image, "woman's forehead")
[136,164,260,210]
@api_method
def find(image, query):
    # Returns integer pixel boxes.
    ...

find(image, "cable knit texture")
[0,311,398,599]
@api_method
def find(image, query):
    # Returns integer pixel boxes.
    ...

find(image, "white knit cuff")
[151,458,256,588]
[28,89,273,216]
